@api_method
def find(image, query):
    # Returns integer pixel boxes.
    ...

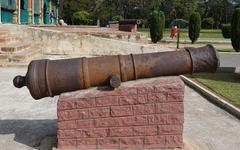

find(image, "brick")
[58,139,76,149]
[58,109,88,121]
[144,136,166,148]
[58,100,76,110]
[111,106,133,117]
[119,95,147,105]
[115,87,138,95]
[133,126,158,136]
[96,96,118,106]
[89,107,110,118]
[58,120,76,130]
[76,98,95,108]
[76,120,94,128]
[137,86,154,94]
[120,137,143,149]
[58,130,78,139]
[148,114,168,125]
[95,87,137,97]
[168,92,184,102]
[98,138,119,149]
[110,127,133,137]
[167,114,184,124]
[95,118,122,127]
[133,104,155,115]
[82,128,109,138]
[159,125,183,135]
[95,116,148,127]
[156,103,184,113]
[166,135,183,148]
[155,83,184,93]
[121,116,148,126]
[77,139,97,149]
[148,93,167,103]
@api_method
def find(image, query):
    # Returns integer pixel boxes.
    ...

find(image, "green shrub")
[149,10,165,43]
[202,17,214,29]
[73,11,90,20]
[72,11,94,25]
[189,13,201,44]
[112,15,124,21]
[231,8,240,52]
[221,24,231,39]
[139,19,149,28]
[73,19,94,25]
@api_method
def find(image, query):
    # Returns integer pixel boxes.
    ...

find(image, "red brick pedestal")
[57,76,184,149]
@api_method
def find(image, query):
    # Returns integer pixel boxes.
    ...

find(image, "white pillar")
[42,0,44,24]
[0,0,2,24]
[18,0,21,24]
[32,0,34,24]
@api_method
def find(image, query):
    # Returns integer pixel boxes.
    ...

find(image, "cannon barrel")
[13,45,219,100]
[119,19,141,25]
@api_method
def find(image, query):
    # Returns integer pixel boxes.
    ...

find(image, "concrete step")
[0,35,20,45]
[0,31,8,36]
[0,54,9,61]
[0,61,29,67]
[1,42,31,52]
[11,47,43,62]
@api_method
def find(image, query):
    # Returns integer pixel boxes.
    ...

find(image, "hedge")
[222,24,231,39]
[149,10,165,43]
[189,13,201,44]
[231,8,240,52]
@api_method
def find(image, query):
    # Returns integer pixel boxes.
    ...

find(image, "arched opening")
[43,3,47,24]
[20,0,25,9]
[20,0,28,24]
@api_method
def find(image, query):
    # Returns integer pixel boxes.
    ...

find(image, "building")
[0,0,59,25]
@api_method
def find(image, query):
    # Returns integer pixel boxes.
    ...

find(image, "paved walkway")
[219,53,240,67]
[164,38,231,44]
[0,68,239,150]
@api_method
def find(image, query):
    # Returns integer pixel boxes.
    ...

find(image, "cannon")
[13,45,219,100]
[119,19,141,25]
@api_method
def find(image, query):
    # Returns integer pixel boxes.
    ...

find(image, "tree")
[61,0,237,28]
[231,8,240,52]
[149,10,165,43]
[205,0,233,28]
[112,15,124,21]
[170,0,198,20]
[73,11,90,20]
[221,24,231,38]
[189,13,201,44]
[202,17,214,29]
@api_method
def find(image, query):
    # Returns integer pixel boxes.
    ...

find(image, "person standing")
[170,25,178,39]
[50,10,54,24]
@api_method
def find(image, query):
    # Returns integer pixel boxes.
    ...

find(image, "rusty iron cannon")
[119,19,141,25]
[13,45,219,100]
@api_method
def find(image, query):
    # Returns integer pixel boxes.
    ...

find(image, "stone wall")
[2,24,173,57]
[57,76,184,149]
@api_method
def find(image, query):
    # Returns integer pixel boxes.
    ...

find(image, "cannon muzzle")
[13,45,220,100]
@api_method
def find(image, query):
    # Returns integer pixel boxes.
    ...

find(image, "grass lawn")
[218,48,236,52]
[138,28,224,39]
[193,73,240,109]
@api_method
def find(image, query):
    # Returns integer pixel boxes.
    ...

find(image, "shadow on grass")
[0,119,57,149]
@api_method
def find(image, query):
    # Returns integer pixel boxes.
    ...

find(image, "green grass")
[193,73,240,108]
[138,28,224,39]
[218,48,236,52]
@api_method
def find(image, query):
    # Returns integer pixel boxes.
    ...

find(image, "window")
[20,0,25,10]
[9,0,13,5]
